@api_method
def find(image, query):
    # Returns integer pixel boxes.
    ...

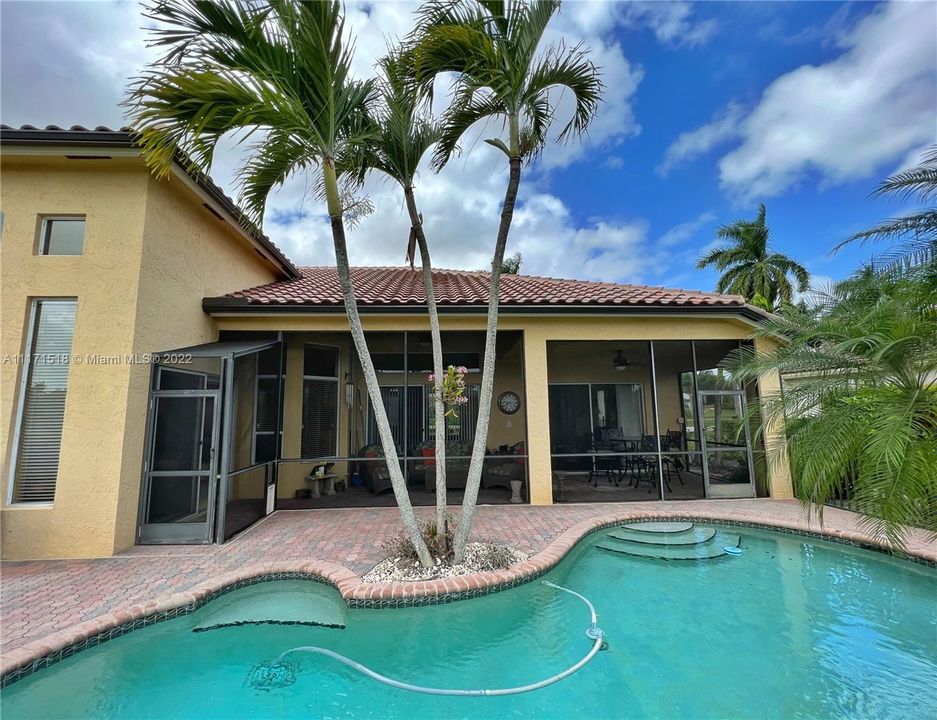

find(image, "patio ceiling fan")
[612,349,645,371]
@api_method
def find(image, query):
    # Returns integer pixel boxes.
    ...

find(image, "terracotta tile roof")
[214,266,747,310]
[0,124,300,279]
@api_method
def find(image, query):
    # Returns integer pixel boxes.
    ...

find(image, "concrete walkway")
[2,500,935,669]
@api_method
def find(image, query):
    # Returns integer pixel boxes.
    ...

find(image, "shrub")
[382,514,454,564]
[476,544,515,570]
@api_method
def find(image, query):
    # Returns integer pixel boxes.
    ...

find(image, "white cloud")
[657,102,744,176]
[657,211,717,247]
[618,1,717,48]
[718,2,937,200]
[603,155,625,170]
[0,0,658,284]
[0,0,151,128]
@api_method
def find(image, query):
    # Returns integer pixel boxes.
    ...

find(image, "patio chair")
[589,439,622,488]
[660,430,686,486]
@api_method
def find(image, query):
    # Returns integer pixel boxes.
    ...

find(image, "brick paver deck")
[2,500,935,677]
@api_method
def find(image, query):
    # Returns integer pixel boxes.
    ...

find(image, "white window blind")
[302,379,338,458]
[11,299,77,503]
[301,346,339,459]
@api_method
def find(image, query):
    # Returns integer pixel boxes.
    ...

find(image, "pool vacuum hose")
[257,581,605,696]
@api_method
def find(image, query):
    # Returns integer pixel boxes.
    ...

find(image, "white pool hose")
[270,580,605,696]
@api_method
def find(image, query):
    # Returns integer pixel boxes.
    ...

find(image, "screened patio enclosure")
[275,330,528,511]
[547,340,762,504]
[137,331,528,544]
[138,338,282,545]
[136,330,765,545]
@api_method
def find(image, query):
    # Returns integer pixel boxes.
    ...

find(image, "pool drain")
[246,659,297,691]
[247,581,605,696]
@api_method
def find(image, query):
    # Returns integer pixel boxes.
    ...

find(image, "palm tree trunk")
[452,155,522,562]
[325,164,433,568]
[404,185,449,551]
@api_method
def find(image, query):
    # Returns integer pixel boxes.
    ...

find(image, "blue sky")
[538,1,936,292]
[2,1,935,294]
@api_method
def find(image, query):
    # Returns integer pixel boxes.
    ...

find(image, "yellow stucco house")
[0,126,791,561]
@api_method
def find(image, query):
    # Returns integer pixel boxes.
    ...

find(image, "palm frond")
[126,0,377,223]
[523,41,602,144]
[733,264,937,548]
[410,0,600,164]
[871,146,937,203]
[432,87,506,167]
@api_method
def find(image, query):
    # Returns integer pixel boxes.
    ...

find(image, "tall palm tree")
[126,0,434,566]
[837,145,937,267]
[697,204,809,309]
[410,0,602,561]
[732,262,937,548]
[358,50,451,548]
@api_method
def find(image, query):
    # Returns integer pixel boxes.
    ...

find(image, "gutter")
[201,296,771,324]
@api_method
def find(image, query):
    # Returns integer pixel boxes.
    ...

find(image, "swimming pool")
[2,524,935,719]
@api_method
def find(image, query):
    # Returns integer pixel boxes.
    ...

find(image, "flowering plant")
[428,365,469,418]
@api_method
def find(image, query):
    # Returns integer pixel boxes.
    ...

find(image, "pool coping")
[2,507,935,687]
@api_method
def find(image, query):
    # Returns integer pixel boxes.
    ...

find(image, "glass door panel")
[548,384,591,471]
[699,390,754,498]
[140,392,219,543]
[700,393,747,449]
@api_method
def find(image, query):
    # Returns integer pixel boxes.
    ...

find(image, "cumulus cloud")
[619,1,717,47]
[657,102,744,176]
[0,0,666,284]
[712,2,936,200]
[657,212,717,247]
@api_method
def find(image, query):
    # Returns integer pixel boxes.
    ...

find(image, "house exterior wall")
[1,156,149,559]
[1,156,279,560]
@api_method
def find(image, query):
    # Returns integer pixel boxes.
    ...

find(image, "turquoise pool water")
[3,525,936,719]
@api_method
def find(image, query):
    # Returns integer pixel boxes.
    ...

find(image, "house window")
[548,382,645,455]
[252,347,280,463]
[301,345,339,459]
[9,299,78,503]
[38,217,85,256]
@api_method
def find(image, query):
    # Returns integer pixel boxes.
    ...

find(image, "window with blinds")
[366,385,426,454]
[367,384,480,452]
[301,346,339,459]
[11,299,77,503]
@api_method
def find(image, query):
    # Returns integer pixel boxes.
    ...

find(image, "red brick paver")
[2,500,935,677]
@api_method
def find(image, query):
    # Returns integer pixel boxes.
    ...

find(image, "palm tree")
[732,261,937,548]
[359,50,451,549]
[410,0,602,561]
[697,204,809,309]
[836,145,937,267]
[125,0,434,567]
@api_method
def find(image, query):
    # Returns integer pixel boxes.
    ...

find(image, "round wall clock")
[498,391,521,415]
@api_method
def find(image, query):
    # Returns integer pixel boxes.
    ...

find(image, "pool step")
[607,527,717,546]
[619,521,694,534]
[597,532,741,560]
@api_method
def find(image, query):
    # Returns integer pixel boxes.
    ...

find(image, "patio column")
[755,337,793,499]
[522,328,553,504]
